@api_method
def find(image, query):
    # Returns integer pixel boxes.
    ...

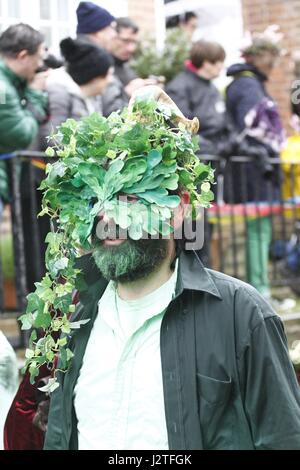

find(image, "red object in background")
[184,59,198,74]
[4,365,49,450]
[4,289,80,450]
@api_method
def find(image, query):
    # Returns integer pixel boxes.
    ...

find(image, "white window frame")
[0,0,129,52]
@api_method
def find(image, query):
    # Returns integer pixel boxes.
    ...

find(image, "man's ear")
[16,50,28,61]
[172,191,190,230]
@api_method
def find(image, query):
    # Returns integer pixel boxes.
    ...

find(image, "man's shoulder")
[167,69,193,88]
[227,74,261,98]
[206,268,278,323]
[0,65,19,99]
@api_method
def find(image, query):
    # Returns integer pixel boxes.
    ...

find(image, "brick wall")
[242,0,300,132]
[127,0,156,36]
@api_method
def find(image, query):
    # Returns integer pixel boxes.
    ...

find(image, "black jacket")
[113,56,137,87]
[166,68,229,156]
[44,250,300,450]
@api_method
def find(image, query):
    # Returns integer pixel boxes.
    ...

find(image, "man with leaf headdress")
[9,86,300,450]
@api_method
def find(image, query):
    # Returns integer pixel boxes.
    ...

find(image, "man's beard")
[92,237,169,283]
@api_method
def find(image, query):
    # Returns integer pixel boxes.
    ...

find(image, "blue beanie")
[76,2,115,34]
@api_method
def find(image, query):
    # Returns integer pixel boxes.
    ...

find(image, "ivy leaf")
[53,257,69,273]
[25,348,35,360]
[46,161,67,184]
[29,330,37,347]
[38,377,59,393]
[19,312,37,330]
[26,292,45,315]
[53,293,73,314]
[69,319,90,329]
[179,169,193,186]
[34,311,52,329]
[29,363,40,385]
[45,146,55,157]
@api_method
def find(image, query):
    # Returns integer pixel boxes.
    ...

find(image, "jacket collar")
[176,250,222,299]
[183,63,211,84]
[226,62,267,82]
[0,59,27,89]
[76,249,222,306]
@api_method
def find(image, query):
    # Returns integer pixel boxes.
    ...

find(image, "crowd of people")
[0,1,300,452]
[0,2,294,297]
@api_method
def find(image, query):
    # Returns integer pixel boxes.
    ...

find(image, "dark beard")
[92,237,169,283]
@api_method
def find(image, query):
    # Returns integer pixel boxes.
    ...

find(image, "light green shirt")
[74,261,178,450]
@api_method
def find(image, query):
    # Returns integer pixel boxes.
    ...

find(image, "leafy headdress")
[20,86,214,391]
[240,25,284,57]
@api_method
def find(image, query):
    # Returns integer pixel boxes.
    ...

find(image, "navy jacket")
[225,63,280,203]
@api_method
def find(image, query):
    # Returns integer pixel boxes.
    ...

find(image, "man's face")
[92,198,169,283]
[182,17,198,39]
[110,27,139,62]
[17,43,45,81]
[92,22,117,50]
[251,51,279,76]
[202,60,224,80]
[89,66,114,96]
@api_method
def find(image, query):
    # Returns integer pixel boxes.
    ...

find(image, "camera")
[36,53,63,73]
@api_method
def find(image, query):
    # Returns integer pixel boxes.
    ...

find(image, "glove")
[216,132,240,158]
[32,399,50,432]
[237,140,274,176]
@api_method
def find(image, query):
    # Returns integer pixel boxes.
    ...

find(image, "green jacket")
[44,250,300,450]
[0,60,48,201]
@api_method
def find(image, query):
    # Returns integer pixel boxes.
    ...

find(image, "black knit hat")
[60,37,113,85]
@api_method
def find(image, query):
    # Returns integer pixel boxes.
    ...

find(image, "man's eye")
[127,196,138,203]
[118,194,138,203]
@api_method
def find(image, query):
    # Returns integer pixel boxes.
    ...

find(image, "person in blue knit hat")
[76,1,156,117]
[76,1,117,50]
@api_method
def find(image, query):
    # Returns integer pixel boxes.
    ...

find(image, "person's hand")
[29,70,50,91]
[124,77,158,97]
[32,399,50,432]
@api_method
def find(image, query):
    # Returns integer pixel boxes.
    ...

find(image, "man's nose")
[128,43,136,54]
[98,210,113,224]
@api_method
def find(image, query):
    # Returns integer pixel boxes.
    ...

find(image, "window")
[7,0,20,18]
[58,27,69,43]
[40,26,52,47]
[57,0,69,21]
[40,0,50,20]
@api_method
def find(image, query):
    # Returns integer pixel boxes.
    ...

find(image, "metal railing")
[202,155,300,292]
